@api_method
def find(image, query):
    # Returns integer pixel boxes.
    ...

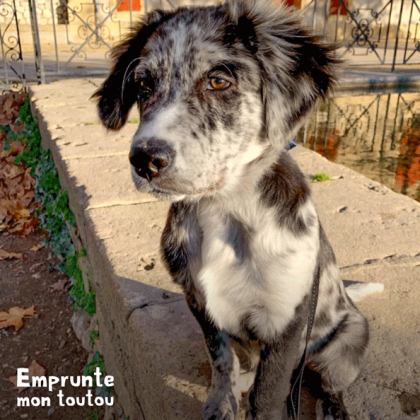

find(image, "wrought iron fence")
[301,0,420,68]
[0,0,26,93]
[0,0,419,93]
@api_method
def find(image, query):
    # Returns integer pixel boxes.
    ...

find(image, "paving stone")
[53,127,133,160]
[341,261,420,420]
[64,155,156,209]
[292,147,420,267]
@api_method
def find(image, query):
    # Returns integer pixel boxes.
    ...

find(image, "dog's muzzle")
[129,138,175,181]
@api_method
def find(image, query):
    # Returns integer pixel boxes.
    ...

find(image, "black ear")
[92,10,174,130]
[228,0,339,148]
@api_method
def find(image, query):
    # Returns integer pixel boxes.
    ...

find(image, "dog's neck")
[199,144,283,215]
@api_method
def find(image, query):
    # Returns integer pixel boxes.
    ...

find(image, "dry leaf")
[9,360,46,392]
[50,279,68,291]
[0,306,36,331]
[0,249,23,261]
[30,243,44,252]
[0,91,39,236]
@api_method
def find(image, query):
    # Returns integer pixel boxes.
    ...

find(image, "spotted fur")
[94,1,381,419]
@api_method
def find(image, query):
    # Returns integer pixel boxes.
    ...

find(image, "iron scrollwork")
[0,0,26,93]
[334,0,394,64]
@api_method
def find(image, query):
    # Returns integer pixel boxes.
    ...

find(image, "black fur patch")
[161,204,189,277]
[259,152,312,235]
[225,215,251,264]
[161,202,201,286]
[223,15,258,54]
[93,11,176,130]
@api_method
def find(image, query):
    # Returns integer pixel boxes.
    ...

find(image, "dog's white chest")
[195,203,319,340]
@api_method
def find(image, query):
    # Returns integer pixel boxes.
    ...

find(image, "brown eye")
[209,77,231,91]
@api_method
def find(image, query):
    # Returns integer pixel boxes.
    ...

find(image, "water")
[297,89,420,203]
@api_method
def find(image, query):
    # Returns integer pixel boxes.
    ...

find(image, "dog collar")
[285,141,297,152]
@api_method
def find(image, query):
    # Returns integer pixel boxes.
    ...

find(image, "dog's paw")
[203,392,238,420]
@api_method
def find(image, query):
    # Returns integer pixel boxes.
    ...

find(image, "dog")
[93,1,383,418]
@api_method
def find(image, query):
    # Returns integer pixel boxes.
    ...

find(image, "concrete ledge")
[29,79,420,420]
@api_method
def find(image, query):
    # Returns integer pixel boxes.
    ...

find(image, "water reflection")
[297,91,420,203]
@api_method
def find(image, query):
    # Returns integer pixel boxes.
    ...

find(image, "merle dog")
[94,1,382,418]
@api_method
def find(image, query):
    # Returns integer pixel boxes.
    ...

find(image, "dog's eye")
[208,77,231,91]
[139,78,154,93]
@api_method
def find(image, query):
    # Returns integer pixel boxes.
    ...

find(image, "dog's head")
[94,0,338,200]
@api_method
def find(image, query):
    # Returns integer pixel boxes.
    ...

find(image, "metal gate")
[1,0,26,92]
[1,0,420,93]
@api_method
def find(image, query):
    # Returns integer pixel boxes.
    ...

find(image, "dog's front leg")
[246,304,309,420]
[187,296,241,420]
[161,202,240,419]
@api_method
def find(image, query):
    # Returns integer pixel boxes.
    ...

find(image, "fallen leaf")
[15,208,30,219]
[0,92,39,236]
[0,249,23,261]
[0,306,36,331]
[9,360,46,392]
[30,243,44,252]
[50,279,68,291]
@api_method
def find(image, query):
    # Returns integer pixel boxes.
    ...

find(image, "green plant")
[89,330,100,348]
[65,251,96,316]
[11,99,96,317]
[83,352,113,398]
[312,172,331,182]
[83,352,105,380]
[86,411,100,420]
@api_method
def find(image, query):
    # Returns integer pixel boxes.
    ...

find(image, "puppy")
[94,1,379,418]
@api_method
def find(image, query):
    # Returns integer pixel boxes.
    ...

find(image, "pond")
[297,89,420,203]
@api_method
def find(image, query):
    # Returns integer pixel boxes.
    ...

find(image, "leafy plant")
[89,330,100,348]
[312,172,331,182]
[86,412,100,420]
[83,351,113,398]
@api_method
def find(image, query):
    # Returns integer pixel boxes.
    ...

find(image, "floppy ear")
[92,10,174,130]
[229,0,339,149]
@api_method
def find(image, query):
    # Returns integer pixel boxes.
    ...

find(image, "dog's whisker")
[121,57,142,104]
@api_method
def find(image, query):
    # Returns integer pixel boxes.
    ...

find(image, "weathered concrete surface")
[29,79,420,420]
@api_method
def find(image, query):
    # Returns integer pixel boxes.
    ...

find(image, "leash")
[286,263,321,420]
[284,138,319,419]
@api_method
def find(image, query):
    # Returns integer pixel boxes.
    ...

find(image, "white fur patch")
[196,197,319,341]
[345,282,384,302]
[135,103,180,142]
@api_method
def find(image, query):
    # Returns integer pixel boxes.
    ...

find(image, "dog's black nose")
[129,139,174,181]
